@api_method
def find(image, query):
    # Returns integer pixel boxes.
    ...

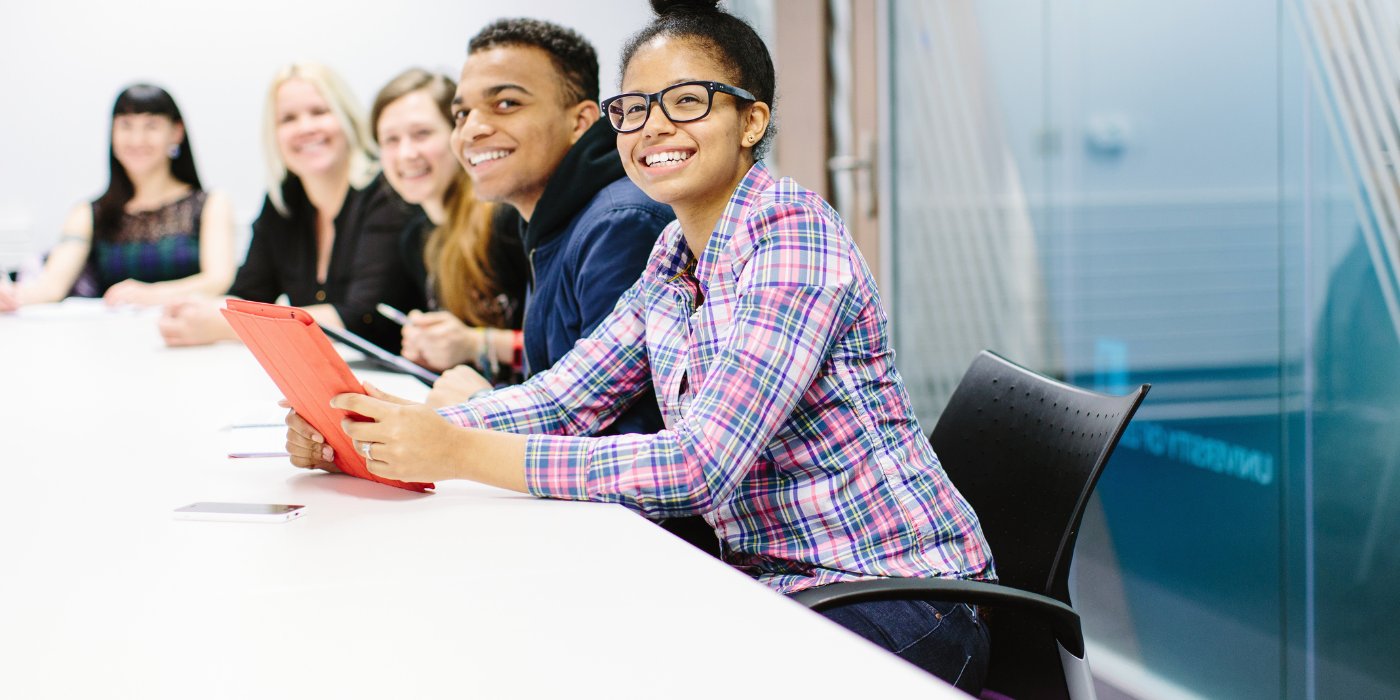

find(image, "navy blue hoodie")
[519,119,672,436]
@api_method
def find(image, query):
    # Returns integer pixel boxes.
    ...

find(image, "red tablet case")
[221,299,433,493]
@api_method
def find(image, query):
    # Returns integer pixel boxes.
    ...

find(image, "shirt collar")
[658,161,775,287]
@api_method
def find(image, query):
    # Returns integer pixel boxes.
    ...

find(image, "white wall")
[0,0,650,266]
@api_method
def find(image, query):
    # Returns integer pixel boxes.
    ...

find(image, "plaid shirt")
[440,163,995,593]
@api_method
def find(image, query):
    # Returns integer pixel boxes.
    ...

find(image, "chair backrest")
[930,350,1149,606]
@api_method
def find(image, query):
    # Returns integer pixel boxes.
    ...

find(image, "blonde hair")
[371,68,506,326]
[262,62,378,216]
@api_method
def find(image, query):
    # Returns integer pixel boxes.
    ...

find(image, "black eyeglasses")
[601,80,757,133]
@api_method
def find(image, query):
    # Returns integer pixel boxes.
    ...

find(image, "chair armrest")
[790,578,1086,658]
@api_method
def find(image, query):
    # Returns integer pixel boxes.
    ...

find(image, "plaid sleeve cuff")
[435,402,484,428]
[434,384,559,433]
[523,433,594,500]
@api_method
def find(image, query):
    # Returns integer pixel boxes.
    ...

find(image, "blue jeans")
[815,598,990,694]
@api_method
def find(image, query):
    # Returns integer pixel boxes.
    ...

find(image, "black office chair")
[793,350,1149,700]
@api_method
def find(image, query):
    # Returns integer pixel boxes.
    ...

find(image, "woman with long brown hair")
[370,68,527,391]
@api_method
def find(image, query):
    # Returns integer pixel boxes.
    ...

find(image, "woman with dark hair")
[284,1,993,690]
[158,63,416,351]
[368,68,528,389]
[0,84,235,311]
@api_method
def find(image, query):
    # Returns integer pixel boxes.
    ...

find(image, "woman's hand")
[0,276,18,313]
[103,279,162,307]
[425,365,493,408]
[158,298,232,346]
[283,400,341,472]
[401,310,477,372]
[330,383,472,483]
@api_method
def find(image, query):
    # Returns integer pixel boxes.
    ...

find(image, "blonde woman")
[158,63,415,349]
[369,68,527,387]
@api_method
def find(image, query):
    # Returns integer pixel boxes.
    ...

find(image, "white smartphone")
[173,502,306,523]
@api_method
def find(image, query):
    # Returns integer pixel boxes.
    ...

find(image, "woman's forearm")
[19,241,90,304]
[490,328,521,366]
[142,270,236,301]
[456,427,529,492]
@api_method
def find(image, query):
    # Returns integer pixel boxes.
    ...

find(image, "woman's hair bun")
[651,0,722,16]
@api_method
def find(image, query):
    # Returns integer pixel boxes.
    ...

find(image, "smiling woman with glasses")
[282,0,995,691]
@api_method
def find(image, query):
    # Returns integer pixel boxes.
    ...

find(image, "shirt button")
[363,314,374,324]
[315,290,327,302]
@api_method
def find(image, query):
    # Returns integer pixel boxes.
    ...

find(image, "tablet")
[320,324,440,386]
[221,299,433,493]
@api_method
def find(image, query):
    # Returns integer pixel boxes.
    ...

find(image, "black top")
[396,204,528,329]
[229,174,417,351]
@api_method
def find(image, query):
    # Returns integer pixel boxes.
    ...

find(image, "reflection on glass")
[887,0,1400,696]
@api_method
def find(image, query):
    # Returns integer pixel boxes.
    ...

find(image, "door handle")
[827,131,878,218]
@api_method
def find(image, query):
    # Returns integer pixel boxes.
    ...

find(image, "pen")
[376,303,409,325]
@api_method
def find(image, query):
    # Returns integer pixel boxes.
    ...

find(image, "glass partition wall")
[886,0,1400,697]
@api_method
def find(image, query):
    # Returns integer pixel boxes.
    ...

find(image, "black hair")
[469,18,600,106]
[620,0,777,160]
[93,84,202,240]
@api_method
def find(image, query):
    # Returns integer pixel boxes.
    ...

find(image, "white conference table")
[0,301,958,698]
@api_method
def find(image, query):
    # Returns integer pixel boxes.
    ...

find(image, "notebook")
[220,299,433,493]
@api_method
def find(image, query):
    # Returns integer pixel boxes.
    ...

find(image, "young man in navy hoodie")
[431,17,672,437]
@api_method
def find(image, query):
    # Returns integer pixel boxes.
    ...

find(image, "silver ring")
[359,440,374,460]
